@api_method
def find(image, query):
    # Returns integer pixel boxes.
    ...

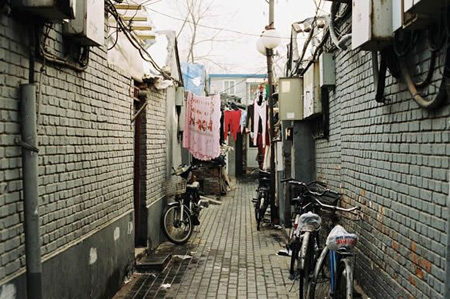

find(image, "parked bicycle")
[161,164,209,244]
[281,180,338,280]
[307,197,361,299]
[254,169,271,231]
[280,179,360,299]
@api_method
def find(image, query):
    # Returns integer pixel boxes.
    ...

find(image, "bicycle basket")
[166,176,187,196]
[317,190,340,206]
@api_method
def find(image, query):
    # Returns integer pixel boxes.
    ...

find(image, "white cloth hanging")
[252,96,267,147]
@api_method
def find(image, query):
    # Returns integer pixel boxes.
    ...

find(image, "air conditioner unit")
[352,0,393,50]
[303,62,321,118]
[12,0,75,20]
[279,77,304,121]
[63,0,104,46]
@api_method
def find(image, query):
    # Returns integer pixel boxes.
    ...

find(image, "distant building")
[208,74,267,105]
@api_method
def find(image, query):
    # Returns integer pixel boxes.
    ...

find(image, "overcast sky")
[143,0,328,75]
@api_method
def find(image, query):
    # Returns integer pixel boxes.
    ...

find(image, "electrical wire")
[39,23,89,72]
[145,7,301,40]
[106,0,182,85]
[214,56,286,95]
[394,10,450,110]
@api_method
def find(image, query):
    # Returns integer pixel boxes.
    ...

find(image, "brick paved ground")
[114,178,298,299]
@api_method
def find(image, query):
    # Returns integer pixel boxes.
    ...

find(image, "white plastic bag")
[326,225,358,252]
[298,212,321,231]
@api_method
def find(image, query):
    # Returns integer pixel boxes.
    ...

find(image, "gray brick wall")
[0,14,138,284]
[142,89,167,205]
[314,31,450,298]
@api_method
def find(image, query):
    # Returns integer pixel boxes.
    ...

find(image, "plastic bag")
[326,225,358,252]
[298,212,322,231]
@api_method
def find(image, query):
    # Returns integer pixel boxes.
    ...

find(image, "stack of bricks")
[192,164,222,195]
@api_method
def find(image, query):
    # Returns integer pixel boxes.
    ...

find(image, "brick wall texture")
[314,33,449,298]
[0,13,168,285]
[141,90,167,206]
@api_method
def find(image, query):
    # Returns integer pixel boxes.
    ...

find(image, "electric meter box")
[303,62,322,118]
[352,0,393,51]
[279,77,304,121]
[175,87,185,107]
[63,0,104,46]
[319,53,335,87]
[12,0,75,20]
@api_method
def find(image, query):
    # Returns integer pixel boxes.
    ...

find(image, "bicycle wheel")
[289,237,300,280]
[161,204,193,244]
[299,232,315,299]
[335,259,354,299]
[256,192,268,231]
[254,198,261,222]
[307,247,331,299]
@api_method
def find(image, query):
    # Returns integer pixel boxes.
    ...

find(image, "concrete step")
[135,241,196,273]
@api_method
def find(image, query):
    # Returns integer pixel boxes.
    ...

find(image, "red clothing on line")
[224,110,242,141]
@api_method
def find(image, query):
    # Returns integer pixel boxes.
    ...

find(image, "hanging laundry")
[239,110,247,133]
[223,109,242,141]
[252,96,267,148]
[183,93,221,160]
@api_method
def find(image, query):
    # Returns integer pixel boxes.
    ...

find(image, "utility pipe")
[267,0,278,223]
[20,84,43,299]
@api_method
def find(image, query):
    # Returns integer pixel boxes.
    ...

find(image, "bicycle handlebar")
[284,179,336,197]
[310,195,361,213]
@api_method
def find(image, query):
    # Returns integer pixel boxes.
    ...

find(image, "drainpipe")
[20,26,43,299]
[20,84,43,299]
[446,169,450,299]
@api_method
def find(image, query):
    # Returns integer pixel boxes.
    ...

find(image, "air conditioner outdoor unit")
[352,0,393,50]
[63,0,104,46]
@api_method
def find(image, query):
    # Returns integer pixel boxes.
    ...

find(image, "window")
[223,80,236,95]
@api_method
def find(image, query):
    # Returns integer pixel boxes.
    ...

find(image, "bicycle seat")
[326,225,358,252]
[186,181,200,190]
[298,212,321,232]
[259,169,270,175]
[258,169,271,178]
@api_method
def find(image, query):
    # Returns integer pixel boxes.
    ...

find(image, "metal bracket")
[15,138,39,153]
[131,102,148,123]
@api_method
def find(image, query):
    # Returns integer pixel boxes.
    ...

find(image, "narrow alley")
[114,178,298,299]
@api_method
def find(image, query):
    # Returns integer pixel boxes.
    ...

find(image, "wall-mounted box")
[175,86,185,106]
[319,53,335,87]
[279,77,304,121]
[392,0,404,32]
[179,105,186,132]
[303,62,321,118]
[63,0,104,46]
[12,0,75,20]
[405,0,448,14]
[402,0,448,29]
[352,0,393,51]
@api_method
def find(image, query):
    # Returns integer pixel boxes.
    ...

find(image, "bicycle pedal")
[277,249,291,257]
